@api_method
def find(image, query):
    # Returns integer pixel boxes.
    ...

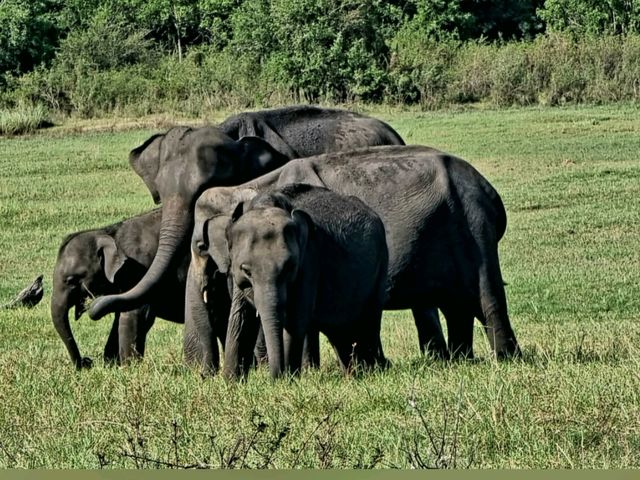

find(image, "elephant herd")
[51,105,520,379]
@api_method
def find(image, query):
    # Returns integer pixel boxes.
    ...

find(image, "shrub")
[489,42,536,106]
[447,41,497,103]
[0,104,51,135]
[387,26,459,108]
[229,0,397,102]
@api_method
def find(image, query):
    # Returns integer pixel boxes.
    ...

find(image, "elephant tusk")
[81,282,96,299]
[203,290,208,304]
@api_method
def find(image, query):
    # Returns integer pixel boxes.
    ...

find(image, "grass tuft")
[0,104,52,136]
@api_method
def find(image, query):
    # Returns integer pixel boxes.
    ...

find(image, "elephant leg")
[477,258,521,359]
[134,307,155,359]
[441,303,475,360]
[282,275,315,376]
[412,307,448,359]
[253,324,269,366]
[104,313,121,364]
[283,328,305,376]
[353,302,389,370]
[328,335,356,373]
[118,309,150,363]
[302,329,320,370]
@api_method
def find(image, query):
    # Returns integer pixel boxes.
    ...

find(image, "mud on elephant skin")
[88,105,405,322]
[190,145,520,369]
[223,184,390,379]
[51,209,225,369]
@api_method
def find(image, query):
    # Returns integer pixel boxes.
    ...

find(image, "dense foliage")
[1,0,640,116]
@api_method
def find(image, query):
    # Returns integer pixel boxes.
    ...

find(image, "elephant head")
[225,200,313,378]
[89,127,287,320]
[52,232,129,368]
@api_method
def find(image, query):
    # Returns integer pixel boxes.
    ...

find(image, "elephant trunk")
[223,287,260,380]
[89,197,191,319]
[51,290,83,369]
[254,285,286,379]
[185,261,220,375]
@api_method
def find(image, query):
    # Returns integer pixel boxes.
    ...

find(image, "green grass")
[0,104,639,468]
[0,104,51,136]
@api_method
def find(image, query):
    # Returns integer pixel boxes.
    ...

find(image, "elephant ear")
[96,235,128,284]
[129,134,164,204]
[235,136,290,177]
[230,200,245,224]
[224,201,246,261]
[205,216,232,275]
[291,209,313,264]
[253,121,300,159]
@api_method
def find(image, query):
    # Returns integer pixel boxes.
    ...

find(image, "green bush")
[0,0,63,78]
[539,0,640,35]
[387,26,459,107]
[4,28,640,120]
[228,0,397,102]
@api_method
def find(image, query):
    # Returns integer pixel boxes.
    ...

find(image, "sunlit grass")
[0,104,638,467]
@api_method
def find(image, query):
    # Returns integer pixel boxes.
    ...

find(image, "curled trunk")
[89,197,190,319]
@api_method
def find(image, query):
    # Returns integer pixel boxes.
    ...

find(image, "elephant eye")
[65,275,79,285]
[240,264,251,278]
[195,238,208,251]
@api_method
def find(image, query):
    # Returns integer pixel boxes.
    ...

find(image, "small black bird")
[3,275,44,309]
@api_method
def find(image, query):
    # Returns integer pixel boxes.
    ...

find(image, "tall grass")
[0,104,51,136]
[0,105,639,467]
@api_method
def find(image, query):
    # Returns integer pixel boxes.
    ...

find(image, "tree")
[539,0,640,35]
[0,0,64,76]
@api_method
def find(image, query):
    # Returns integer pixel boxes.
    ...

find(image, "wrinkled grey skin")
[88,105,405,323]
[225,184,390,379]
[51,209,227,369]
[189,145,520,374]
[219,105,405,158]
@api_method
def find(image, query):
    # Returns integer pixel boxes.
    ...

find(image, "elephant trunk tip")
[88,296,112,320]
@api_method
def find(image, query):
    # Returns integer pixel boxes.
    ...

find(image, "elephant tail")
[476,172,507,242]
[493,189,507,242]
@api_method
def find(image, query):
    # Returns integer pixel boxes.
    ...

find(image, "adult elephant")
[52,209,227,369]
[189,145,520,376]
[88,106,408,324]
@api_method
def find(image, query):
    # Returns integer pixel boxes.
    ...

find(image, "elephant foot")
[423,342,450,361]
[448,345,474,361]
[77,357,93,369]
[495,341,522,360]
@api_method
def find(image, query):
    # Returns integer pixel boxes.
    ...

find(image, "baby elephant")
[51,209,225,369]
[225,184,390,379]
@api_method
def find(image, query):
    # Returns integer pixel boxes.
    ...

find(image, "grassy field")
[0,105,639,468]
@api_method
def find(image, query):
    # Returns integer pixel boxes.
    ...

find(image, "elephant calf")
[51,209,227,369]
[224,184,390,379]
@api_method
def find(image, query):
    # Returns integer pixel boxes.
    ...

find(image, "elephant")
[51,209,228,369]
[88,106,406,324]
[217,105,405,159]
[187,145,520,375]
[224,184,390,379]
